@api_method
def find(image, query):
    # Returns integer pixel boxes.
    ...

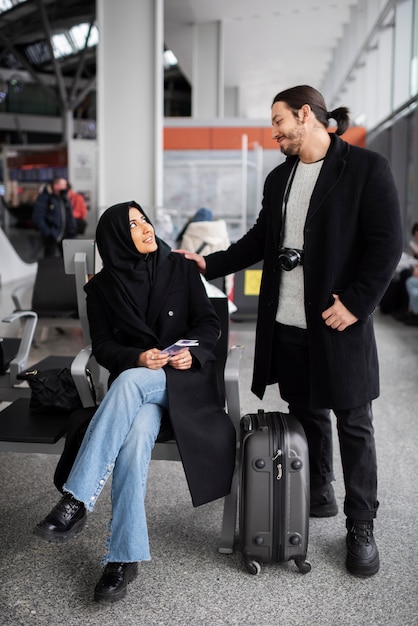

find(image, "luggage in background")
[239,409,311,575]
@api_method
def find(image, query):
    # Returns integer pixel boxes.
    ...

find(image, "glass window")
[393,0,413,109]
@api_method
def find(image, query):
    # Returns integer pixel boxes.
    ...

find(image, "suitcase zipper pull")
[272,449,283,480]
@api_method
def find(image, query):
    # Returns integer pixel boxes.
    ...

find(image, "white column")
[96,0,164,217]
[225,86,239,117]
[192,21,224,118]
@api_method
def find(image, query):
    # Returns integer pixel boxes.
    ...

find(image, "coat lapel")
[306,135,350,223]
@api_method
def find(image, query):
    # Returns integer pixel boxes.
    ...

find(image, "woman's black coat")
[205,134,403,409]
[56,252,236,508]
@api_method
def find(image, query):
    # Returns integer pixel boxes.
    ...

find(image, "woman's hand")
[137,348,193,370]
[167,348,193,370]
[137,349,171,369]
[173,249,207,274]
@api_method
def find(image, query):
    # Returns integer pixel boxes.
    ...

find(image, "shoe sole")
[33,514,87,544]
[346,553,380,577]
[93,568,138,604]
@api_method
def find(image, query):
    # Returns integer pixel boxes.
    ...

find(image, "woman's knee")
[109,368,163,399]
[123,405,163,453]
[113,368,141,387]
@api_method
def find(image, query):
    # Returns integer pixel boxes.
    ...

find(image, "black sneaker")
[94,562,138,604]
[33,494,86,544]
[346,519,380,577]
[310,483,338,517]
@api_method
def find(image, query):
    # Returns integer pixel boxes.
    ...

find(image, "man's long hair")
[272,85,350,136]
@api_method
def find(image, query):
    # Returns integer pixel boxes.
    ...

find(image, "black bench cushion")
[0,398,69,444]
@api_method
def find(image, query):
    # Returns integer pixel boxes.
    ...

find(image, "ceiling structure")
[164,0,360,119]
[0,0,97,113]
[0,0,360,121]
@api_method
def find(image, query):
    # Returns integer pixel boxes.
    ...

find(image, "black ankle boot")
[94,562,138,603]
[346,519,380,577]
[33,494,86,544]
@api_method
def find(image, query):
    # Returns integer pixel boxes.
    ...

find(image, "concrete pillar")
[225,86,239,117]
[64,109,74,144]
[96,0,164,216]
[192,21,224,118]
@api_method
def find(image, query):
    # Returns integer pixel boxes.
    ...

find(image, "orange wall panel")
[262,127,275,149]
[211,127,264,149]
[164,125,366,150]
[164,127,212,150]
[329,125,366,147]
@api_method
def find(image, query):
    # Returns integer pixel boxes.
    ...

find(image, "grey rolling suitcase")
[239,409,311,575]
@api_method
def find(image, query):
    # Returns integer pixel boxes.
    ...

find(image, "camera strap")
[279,159,299,249]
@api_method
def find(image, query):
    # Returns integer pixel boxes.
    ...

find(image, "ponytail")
[327,107,350,136]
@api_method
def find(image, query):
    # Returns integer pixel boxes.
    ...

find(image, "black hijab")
[91,201,171,325]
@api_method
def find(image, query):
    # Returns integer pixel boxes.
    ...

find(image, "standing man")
[33,177,77,257]
[177,85,402,577]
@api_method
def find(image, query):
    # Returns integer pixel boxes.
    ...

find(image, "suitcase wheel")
[294,557,312,574]
[244,559,261,575]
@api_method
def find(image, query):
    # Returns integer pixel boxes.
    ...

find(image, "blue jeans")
[64,367,168,564]
[406,275,418,314]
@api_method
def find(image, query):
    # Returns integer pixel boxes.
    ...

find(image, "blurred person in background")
[33,177,77,257]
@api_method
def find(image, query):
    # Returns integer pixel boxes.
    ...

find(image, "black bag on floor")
[239,409,311,575]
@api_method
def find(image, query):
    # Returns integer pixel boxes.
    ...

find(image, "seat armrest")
[71,345,96,408]
[2,311,38,385]
[224,345,244,433]
[11,283,34,312]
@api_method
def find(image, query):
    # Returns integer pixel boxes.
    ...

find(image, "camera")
[278,248,304,271]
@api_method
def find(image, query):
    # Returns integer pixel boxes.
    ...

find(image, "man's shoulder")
[333,134,387,166]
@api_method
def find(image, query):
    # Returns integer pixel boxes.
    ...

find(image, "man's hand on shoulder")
[173,249,207,274]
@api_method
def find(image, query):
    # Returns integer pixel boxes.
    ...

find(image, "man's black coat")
[206,134,403,409]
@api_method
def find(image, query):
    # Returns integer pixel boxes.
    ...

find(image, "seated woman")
[34,201,236,604]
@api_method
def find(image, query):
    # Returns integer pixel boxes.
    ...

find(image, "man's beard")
[280,125,304,156]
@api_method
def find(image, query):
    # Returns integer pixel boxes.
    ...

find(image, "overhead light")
[51,34,73,59]
[51,23,99,60]
[70,23,99,50]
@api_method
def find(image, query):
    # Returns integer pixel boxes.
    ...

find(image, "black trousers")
[273,322,378,520]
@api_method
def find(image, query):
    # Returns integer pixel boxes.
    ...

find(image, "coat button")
[168,310,174,316]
